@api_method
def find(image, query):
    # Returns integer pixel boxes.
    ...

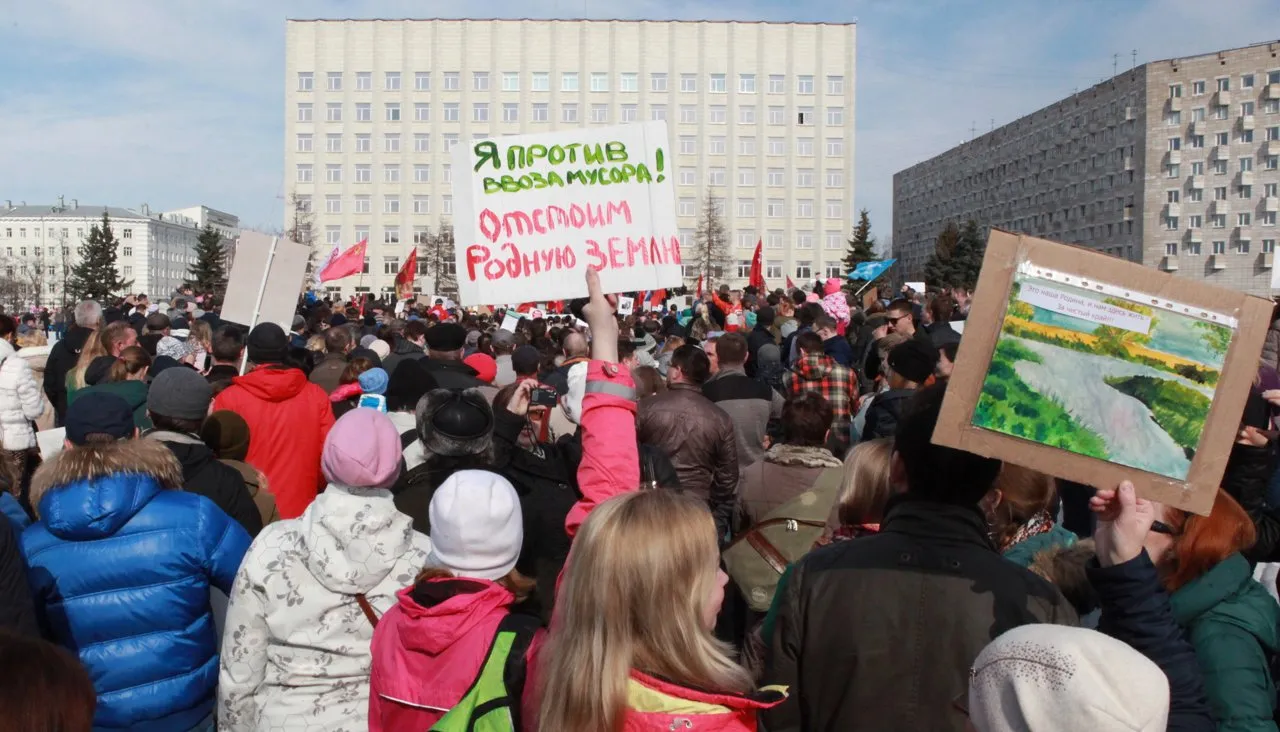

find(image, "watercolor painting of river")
[972,274,1232,481]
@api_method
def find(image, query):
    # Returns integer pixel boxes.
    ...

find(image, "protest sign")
[905,281,926,293]
[220,232,310,333]
[617,296,635,316]
[36,427,66,460]
[452,122,682,305]
[934,229,1271,516]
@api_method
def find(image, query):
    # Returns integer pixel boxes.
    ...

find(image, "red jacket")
[212,365,334,518]
[712,293,745,332]
[369,579,544,731]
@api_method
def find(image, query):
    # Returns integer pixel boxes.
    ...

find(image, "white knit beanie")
[969,625,1169,732]
[427,469,523,581]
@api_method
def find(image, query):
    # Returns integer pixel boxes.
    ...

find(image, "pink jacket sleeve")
[565,360,638,540]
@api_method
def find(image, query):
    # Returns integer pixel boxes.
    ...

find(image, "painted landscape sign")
[452,121,683,306]
[935,230,1271,516]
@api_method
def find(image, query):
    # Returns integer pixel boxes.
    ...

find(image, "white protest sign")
[500,311,522,332]
[36,427,66,460]
[906,281,926,293]
[951,320,966,334]
[453,121,682,305]
[1017,281,1151,334]
[220,231,310,332]
[617,296,635,316]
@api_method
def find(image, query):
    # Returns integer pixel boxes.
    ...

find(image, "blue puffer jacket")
[21,439,250,732]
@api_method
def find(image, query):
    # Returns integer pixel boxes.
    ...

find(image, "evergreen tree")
[842,209,877,275]
[691,191,731,290]
[67,211,131,301]
[948,219,988,291]
[185,224,228,293]
[923,221,961,291]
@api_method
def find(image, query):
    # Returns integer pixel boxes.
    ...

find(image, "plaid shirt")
[784,354,860,451]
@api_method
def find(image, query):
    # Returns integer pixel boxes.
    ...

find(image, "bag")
[722,467,844,612]
[430,612,541,732]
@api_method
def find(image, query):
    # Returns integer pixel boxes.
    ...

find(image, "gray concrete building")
[894,40,1280,294]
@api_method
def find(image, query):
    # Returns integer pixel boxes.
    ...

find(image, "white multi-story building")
[0,199,240,307]
[285,18,857,297]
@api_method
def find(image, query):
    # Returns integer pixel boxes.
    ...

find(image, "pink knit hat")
[321,408,402,490]
[824,277,843,296]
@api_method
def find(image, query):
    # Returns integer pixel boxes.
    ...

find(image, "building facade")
[0,200,240,308]
[894,41,1280,295]
[284,18,857,298]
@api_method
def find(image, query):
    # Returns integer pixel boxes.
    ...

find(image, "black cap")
[85,355,117,386]
[512,345,541,376]
[425,323,467,351]
[386,360,439,412]
[247,322,289,364]
[145,312,171,332]
[65,392,135,445]
[348,346,382,369]
[888,339,938,384]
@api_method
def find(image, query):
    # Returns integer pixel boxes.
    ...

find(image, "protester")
[936,340,959,381]
[69,346,153,430]
[23,391,250,732]
[738,392,844,528]
[14,328,56,431]
[328,357,378,419]
[0,631,97,732]
[145,368,262,537]
[138,311,171,355]
[632,364,666,400]
[861,338,935,442]
[0,318,45,497]
[636,344,739,540]
[382,319,428,376]
[393,388,496,534]
[984,464,1078,567]
[492,329,517,386]
[200,410,279,527]
[369,469,536,730]
[218,408,432,731]
[422,323,492,391]
[818,437,895,545]
[925,293,963,349]
[45,300,101,421]
[712,285,746,332]
[786,331,859,455]
[542,331,590,395]
[746,305,776,377]
[212,322,334,519]
[205,325,244,386]
[383,359,439,471]
[310,326,353,394]
[812,314,852,367]
[463,352,498,384]
[702,332,784,469]
[0,514,37,636]
[761,385,1075,732]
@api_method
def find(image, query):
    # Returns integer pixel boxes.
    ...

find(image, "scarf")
[1001,510,1055,553]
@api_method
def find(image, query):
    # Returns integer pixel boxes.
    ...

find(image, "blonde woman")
[818,437,896,546]
[528,269,784,732]
[66,321,135,397]
[188,320,213,373]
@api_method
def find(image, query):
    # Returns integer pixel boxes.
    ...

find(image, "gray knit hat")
[147,367,213,421]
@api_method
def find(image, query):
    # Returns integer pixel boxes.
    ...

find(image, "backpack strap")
[462,612,542,731]
[354,593,379,628]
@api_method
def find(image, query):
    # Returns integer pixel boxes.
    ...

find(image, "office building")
[285,18,857,297]
[894,40,1280,294]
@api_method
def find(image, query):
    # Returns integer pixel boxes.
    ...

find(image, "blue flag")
[846,259,896,281]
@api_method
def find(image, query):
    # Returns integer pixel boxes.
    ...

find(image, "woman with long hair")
[983,464,1078,567]
[818,437,895,546]
[0,630,97,732]
[68,346,152,430]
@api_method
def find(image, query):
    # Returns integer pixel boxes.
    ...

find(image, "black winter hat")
[415,388,493,457]
[247,322,289,364]
[65,392,135,445]
[386,359,439,412]
[888,339,938,385]
[425,323,467,351]
[85,355,118,387]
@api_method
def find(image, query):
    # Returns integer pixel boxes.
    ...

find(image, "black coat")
[1222,442,1280,563]
[148,432,263,538]
[1087,552,1216,732]
[44,324,93,422]
[421,358,490,391]
[0,516,38,637]
[392,453,493,535]
[746,325,776,378]
[860,388,915,442]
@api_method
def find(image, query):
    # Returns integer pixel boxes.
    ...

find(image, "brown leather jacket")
[636,382,739,538]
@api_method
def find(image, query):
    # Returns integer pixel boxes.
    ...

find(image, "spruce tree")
[185,224,228,294]
[923,221,961,291]
[947,219,988,291]
[842,209,877,275]
[67,211,131,301]
[427,224,459,297]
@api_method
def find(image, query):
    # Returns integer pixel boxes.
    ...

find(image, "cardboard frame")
[934,229,1272,516]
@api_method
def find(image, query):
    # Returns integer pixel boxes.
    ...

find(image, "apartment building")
[0,200,240,306]
[894,40,1280,295]
[284,18,857,297]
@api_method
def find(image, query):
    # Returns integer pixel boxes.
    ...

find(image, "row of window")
[1167,182,1279,201]
[1168,71,1280,98]
[351,254,847,282]
[1167,126,1280,149]
[300,71,847,96]
[1164,240,1278,255]
[1,246,176,262]
[3,227,135,239]
[1164,156,1280,177]
[1165,101,1280,125]
[1163,212,1279,229]
[296,100,847,127]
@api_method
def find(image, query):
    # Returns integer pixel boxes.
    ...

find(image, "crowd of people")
[0,272,1278,731]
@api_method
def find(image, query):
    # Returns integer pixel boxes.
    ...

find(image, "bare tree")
[691,190,732,291]
[286,193,318,283]
[425,224,458,297]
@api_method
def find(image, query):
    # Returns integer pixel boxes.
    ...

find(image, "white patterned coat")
[0,339,44,450]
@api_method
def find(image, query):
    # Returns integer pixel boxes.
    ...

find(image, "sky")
[1,0,1277,247]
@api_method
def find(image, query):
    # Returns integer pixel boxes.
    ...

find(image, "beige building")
[894,40,1280,295]
[285,18,856,297]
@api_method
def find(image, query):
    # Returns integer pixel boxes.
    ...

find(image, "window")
[740,105,756,124]
[1192,107,1206,122]
[384,196,400,214]
[1165,242,1178,255]
[739,74,756,93]
[826,170,844,188]
[1264,214,1278,227]
[1243,102,1256,116]
[766,260,782,278]
[1165,216,1179,230]
[562,104,579,123]
[443,165,452,184]
[1241,157,1254,173]
[328,72,343,91]
[1192,161,1205,175]
[1189,134,1204,149]
[1271,71,1280,84]
[1185,241,1201,255]
[1192,80,1206,95]
[384,165,400,183]
[384,134,400,153]
[414,71,430,91]
[797,137,814,156]
[590,73,608,92]
[708,136,726,155]
[296,133,312,152]
[1214,105,1229,120]
[796,168,814,187]
[739,136,756,155]
[385,103,401,122]
[1213,159,1228,175]
[1266,183,1278,197]
[795,232,813,249]
[620,73,638,92]
[709,168,726,186]
[355,103,371,122]
[679,105,696,123]
[298,72,314,91]
[562,72,579,92]
[708,73,726,93]
[325,196,341,214]
[766,199,784,217]
[768,137,785,155]
[355,133,372,152]
[738,167,755,186]
[679,198,696,216]
[826,138,843,156]
[1167,189,1180,203]
[492,71,513,92]
[121,245,132,256]
[1212,240,1227,255]
[1266,240,1277,253]
[442,102,459,122]
[296,164,313,182]
[827,75,844,95]
[1169,83,1183,98]
[736,260,752,278]
[827,107,844,125]
[797,75,814,94]
[1166,111,1182,126]
[767,168,784,186]
[1240,213,1253,226]
[414,164,430,183]
[1269,126,1280,141]
[591,104,609,123]
[710,106,727,124]
[767,106,785,125]
[443,196,454,215]
[795,261,812,279]
[471,103,488,122]
[532,103,549,122]
[349,71,370,90]
[443,72,460,90]
[414,102,430,121]
[621,104,638,122]
[1168,137,1181,151]
[1270,157,1280,171]
[297,103,313,122]
[768,75,784,94]
[679,136,695,154]
[1166,163,1180,178]
[796,199,813,217]
[1217,77,1230,92]
[530,72,549,92]
[679,167,696,186]
[413,134,428,153]
[738,198,755,216]
[1211,213,1227,228]
[798,107,813,125]
[413,195,430,214]
[825,200,842,219]
[1189,214,1203,228]
[384,71,400,91]
[827,232,846,250]
[650,104,666,121]
[355,164,371,183]
[680,74,696,92]
[651,73,668,92]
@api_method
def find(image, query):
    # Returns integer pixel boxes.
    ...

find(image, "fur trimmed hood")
[1028,538,1098,618]
[30,439,184,521]
[763,443,843,469]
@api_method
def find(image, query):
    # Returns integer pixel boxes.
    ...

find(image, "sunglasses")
[888,314,911,325]
[1150,520,1181,536]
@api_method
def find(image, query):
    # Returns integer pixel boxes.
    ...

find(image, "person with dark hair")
[637,344,739,540]
[746,305,777,377]
[206,325,245,386]
[886,298,932,351]
[309,326,353,394]
[861,339,937,442]
[738,392,843,527]
[213,323,335,518]
[814,314,854,367]
[383,319,429,376]
[45,300,101,423]
[145,368,262,537]
[784,302,826,367]
[786,330,859,455]
[925,293,962,349]
[200,410,279,528]
[0,631,97,731]
[936,340,959,381]
[421,324,492,391]
[761,384,1075,732]
[702,332,784,469]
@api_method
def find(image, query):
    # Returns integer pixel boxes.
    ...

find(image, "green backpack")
[430,612,542,732]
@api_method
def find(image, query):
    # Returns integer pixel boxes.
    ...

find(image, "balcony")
[1264,252,1275,270]
[1168,149,1182,164]
[1266,83,1280,100]
[1265,196,1279,213]
[1210,254,1228,270]
[1213,146,1230,161]
[1266,140,1280,156]
[1169,95,1184,111]
[1214,90,1231,106]
[1190,120,1205,134]
[1241,170,1255,186]
[1166,202,1181,217]
[1161,255,1179,271]
[1188,229,1204,243]
[1242,115,1256,131]
[1190,175,1205,189]
[1211,199,1231,214]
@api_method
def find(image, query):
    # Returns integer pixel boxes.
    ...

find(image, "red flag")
[394,248,417,300]
[649,289,666,306]
[318,239,367,282]
[636,290,647,306]
[786,275,796,290]
[748,239,765,290]
[695,275,703,299]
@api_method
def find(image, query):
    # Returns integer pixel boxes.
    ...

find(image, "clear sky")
[1,0,1276,248]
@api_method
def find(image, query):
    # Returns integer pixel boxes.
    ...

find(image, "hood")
[392,578,514,655]
[1171,553,1280,652]
[30,439,184,539]
[300,483,417,594]
[232,365,309,402]
[146,430,219,478]
[87,380,148,410]
[0,339,14,361]
[763,444,843,469]
[793,354,836,380]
